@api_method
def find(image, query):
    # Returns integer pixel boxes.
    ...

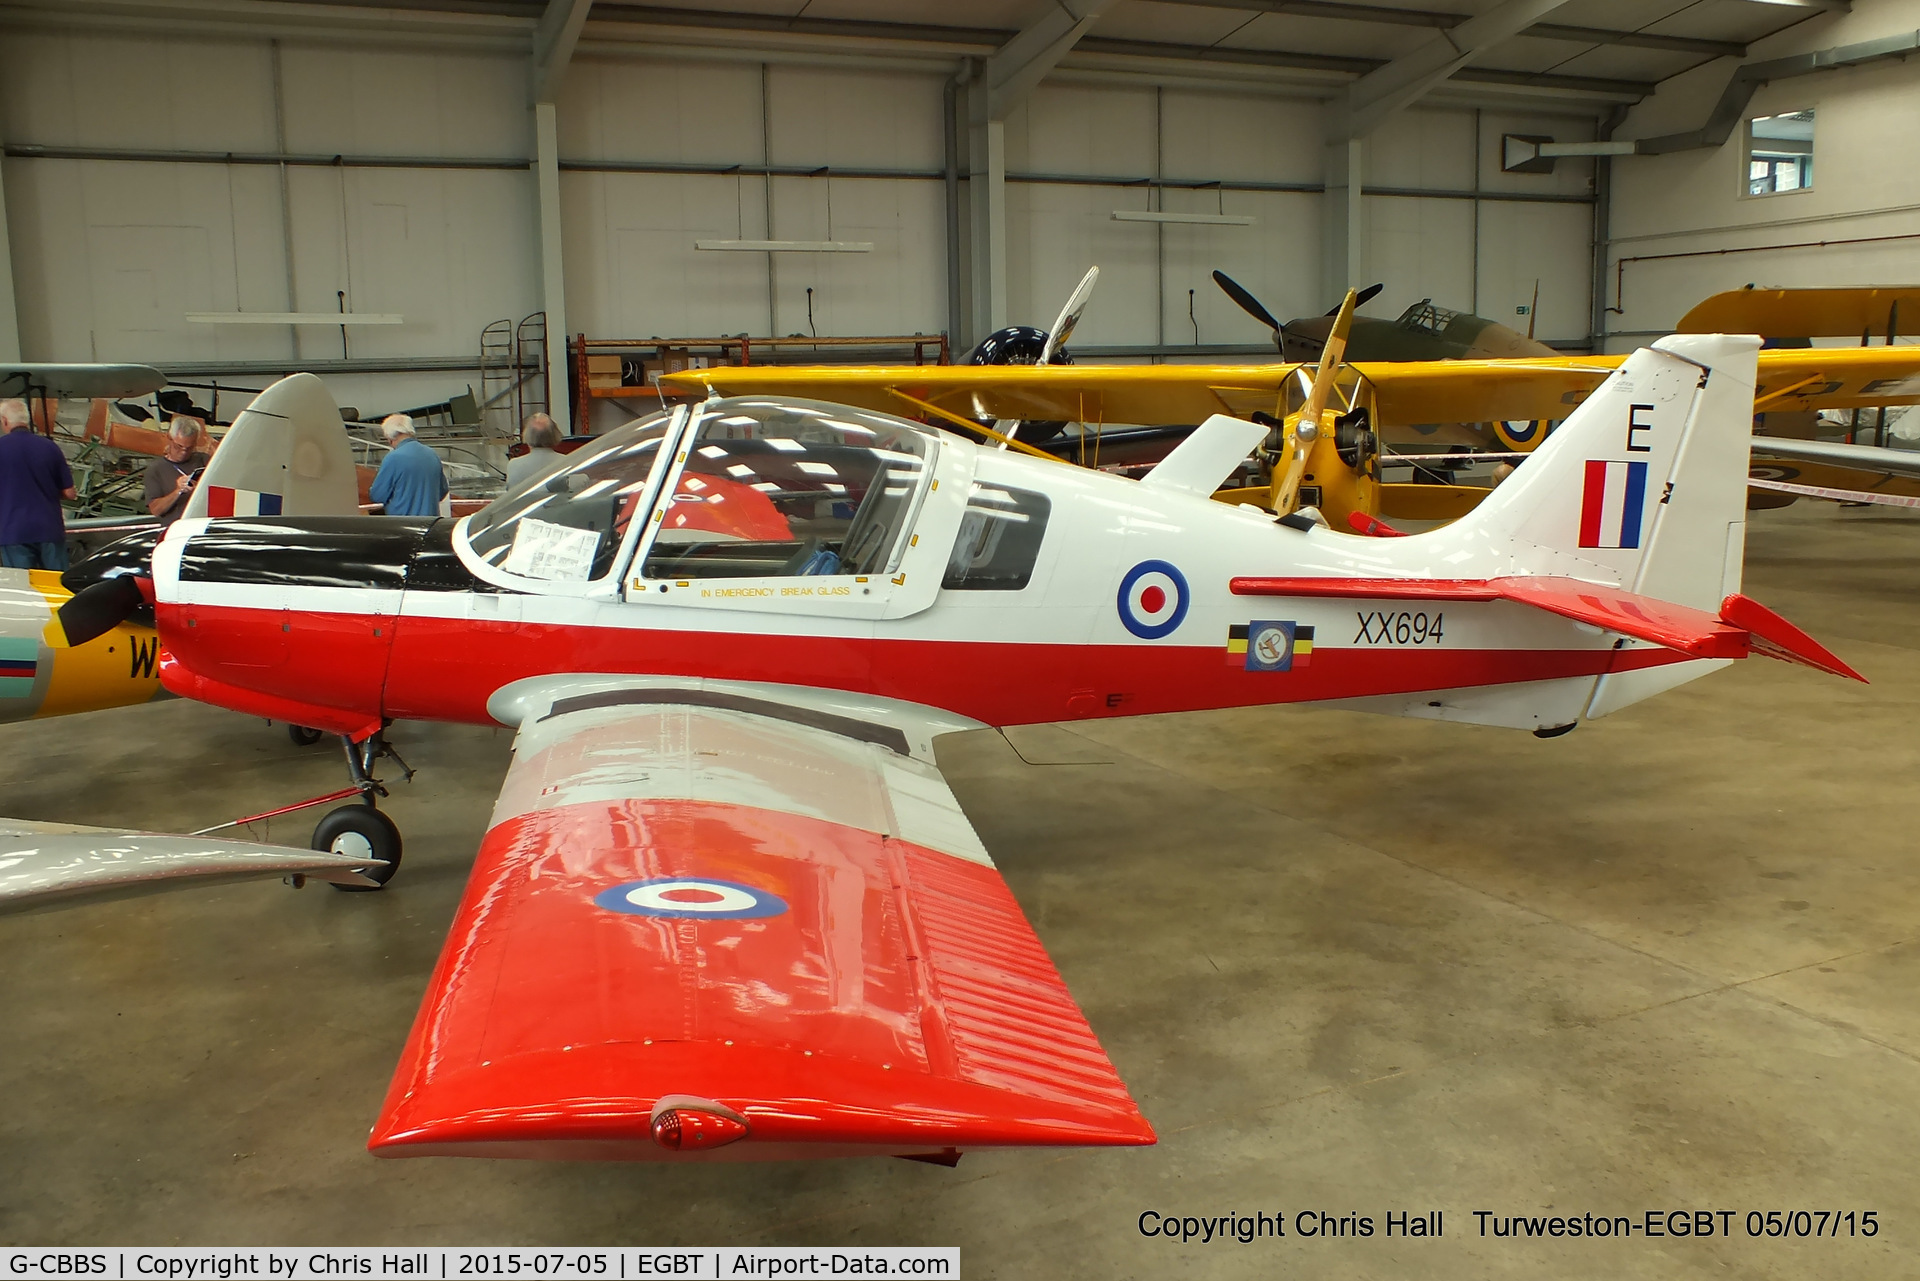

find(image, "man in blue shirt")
[369,414,448,518]
[0,398,77,571]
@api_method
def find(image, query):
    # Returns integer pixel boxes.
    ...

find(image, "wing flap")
[372,696,1151,1161]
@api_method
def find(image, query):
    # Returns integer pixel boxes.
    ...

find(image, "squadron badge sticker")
[1228,621,1313,672]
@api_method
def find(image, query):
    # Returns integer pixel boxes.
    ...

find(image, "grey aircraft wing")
[0,818,384,914]
[0,363,168,400]
[1752,436,1920,479]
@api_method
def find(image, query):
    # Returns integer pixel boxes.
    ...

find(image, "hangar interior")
[4,0,1920,1276]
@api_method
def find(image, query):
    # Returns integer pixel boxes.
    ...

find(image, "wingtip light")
[648,1096,750,1152]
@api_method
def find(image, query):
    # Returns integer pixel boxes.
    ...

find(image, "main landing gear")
[317,728,414,893]
[196,725,415,892]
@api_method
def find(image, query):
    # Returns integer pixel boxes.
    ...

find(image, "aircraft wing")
[1356,346,1920,426]
[1749,438,1920,508]
[658,362,1301,427]
[1352,357,1622,425]
[1678,287,1920,338]
[369,675,1155,1162]
[1754,437,1920,479]
[0,363,167,400]
[0,819,385,912]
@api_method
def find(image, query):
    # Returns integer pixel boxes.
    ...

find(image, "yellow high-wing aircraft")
[660,343,1920,527]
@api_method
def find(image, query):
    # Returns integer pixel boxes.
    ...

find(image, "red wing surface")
[370,688,1153,1161]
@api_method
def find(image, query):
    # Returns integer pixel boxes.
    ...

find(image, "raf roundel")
[594,877,789,920]
[1117,560,1190,639]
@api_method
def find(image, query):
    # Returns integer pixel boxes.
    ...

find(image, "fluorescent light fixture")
[695,239,873,252]
[1111,211,1254,226]
[186,312,404,324]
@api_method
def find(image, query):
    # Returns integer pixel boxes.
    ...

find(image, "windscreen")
[463,410,675,584]
[641,398,934,581]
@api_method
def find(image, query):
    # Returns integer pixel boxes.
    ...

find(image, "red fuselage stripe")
[158,602,1686,729]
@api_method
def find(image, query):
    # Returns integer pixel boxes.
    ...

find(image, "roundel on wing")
[1117,560,1190,639]
[594,877,789,920]
[1493,419,1542,450]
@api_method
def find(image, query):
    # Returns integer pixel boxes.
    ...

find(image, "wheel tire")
[313,805,403,892]
[287,724,325,747]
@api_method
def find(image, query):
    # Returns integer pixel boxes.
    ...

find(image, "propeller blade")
[55,575,146,648]
[1212,270,1283,336]
[1040,266,1100,364]
[1325,282,1383,315]
[1272,287,1359,516]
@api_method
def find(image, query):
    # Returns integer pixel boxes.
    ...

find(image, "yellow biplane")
[660,298,1920,531]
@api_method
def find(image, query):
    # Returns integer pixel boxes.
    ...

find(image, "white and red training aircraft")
[59,334,1860,1164]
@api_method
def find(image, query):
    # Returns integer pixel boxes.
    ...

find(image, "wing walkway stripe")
[541,687,913,756]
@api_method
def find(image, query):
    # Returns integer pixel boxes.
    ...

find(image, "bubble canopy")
[458,397,941,591]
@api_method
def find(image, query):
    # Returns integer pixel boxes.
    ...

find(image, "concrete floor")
[2,500,1917,1278]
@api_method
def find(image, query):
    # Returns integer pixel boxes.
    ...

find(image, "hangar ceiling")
[0,0,1842,110]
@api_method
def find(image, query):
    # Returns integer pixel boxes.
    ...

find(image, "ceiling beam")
[984,0,1121,120]
[1337,0,1580,139]
[531,0,591,101]
[1143,0,1746,59]
[588,4,1652,98]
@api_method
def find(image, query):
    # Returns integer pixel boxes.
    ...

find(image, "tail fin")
[1447,333,1758,612]
[184,373,359,520]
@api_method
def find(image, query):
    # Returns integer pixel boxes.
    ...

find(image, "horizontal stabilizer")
[1230,575,1863,681]
[1719,592,1865,681]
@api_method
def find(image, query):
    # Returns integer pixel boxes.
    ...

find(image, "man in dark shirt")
[0,398,77,571]
[144,417,212,528]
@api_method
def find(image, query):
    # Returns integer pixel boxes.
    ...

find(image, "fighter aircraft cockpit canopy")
[459,407,679,585]
[1398,298,1464,337]
[639,397,936,581]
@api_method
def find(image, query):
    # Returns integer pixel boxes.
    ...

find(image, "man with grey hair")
[369,412,448,518]
[143,416,211,529]
[0,398,77,569]
[505,412,565,490]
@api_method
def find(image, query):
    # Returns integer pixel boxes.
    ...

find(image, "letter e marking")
[1627,404,1654,453]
